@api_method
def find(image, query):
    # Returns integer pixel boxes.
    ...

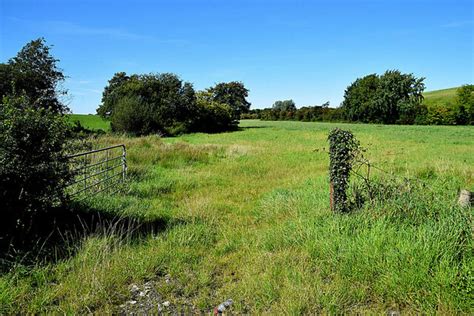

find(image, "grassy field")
[68,114,110,131]
[423,87,459,109]
[1,120,473,314]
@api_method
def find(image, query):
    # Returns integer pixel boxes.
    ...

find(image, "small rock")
[214,299,233,314]
[130,284,140,294]
[162,301,170,307]
[129,300,137,305]
[139,291,146,297]
[458,189,472,208]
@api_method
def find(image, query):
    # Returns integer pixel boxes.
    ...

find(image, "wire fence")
[348,156,461,207]
[66,144,127,199]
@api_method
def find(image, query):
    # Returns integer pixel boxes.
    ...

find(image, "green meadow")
[68,113,111,131]
[1,120,473,314]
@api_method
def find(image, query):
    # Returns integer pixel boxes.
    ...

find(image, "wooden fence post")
[330,181,334,211]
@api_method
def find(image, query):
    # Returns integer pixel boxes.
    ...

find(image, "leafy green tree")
[0,63,14,100]
[341,71,425,124]
[375,70,424,124]
[97,72,130,118]
[207,82,251,120]
[272,99,296,112]
[341,74,379,122]
[455,105,469,125]
[456,84,474,124]
[0,38,67,113]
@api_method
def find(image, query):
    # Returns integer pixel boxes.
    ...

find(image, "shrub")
[0,97,72,245]
[0,39,74,247]
[110,95,155,135]
[192,91,236,132]
[456,84,474,125]
[240,113,258,119]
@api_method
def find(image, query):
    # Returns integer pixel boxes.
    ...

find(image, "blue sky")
[1,0,473,113]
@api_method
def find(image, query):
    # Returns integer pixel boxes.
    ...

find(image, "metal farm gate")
[66,144,127,198]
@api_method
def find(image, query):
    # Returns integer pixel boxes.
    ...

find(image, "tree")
[456,84,474,125]
[0,39,72,245]
[99,72,198,135]
[97,72,130,118]
[272,99,296,112]
[375,70,424,124]
[192,91,235,132]
[0,63,14,100]
[341,71,425,124]
[0,38,67,113]
[207,82,251,120]
[341,74,379,122]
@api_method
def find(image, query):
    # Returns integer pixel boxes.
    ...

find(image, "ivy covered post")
[328,128,360,212]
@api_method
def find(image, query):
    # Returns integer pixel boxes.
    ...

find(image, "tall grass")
[0,120,472,313]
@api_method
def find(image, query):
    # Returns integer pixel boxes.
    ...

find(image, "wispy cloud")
[45,20,153,40]
[70,88,102,96]
[8,17,187,44]
[68,79,94,85]
[441,20,473,28]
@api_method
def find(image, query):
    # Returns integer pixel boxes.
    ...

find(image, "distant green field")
[422,87,459,108]
[68,114,110,131]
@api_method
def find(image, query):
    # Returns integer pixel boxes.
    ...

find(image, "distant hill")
[423,87,459,108]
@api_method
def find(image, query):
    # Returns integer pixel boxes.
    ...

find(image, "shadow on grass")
[0,201,178,271]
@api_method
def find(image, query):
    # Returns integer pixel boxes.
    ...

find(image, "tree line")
[243,100,343,122]
[340,71,473,125]
[246,71,473,125]
[246,70,474,125]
